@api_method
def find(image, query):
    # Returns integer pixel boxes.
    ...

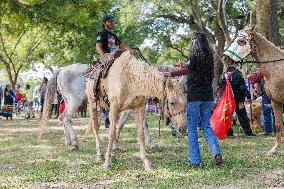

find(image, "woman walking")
[164,32,222,166]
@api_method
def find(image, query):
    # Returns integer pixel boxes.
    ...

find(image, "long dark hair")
[189,32,214,80]
[5,84,11,92]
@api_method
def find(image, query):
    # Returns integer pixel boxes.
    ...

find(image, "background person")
[50,91,59,118]
[33,85,40,110]
[3,84,15,107]
[218,59,255,137]
[40,77,48,115]
[249,69,274,135]
[23,84,35,119]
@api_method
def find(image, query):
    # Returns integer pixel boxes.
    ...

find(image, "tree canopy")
[0,0,284,85]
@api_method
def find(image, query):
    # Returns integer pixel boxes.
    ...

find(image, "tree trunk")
[212,24,225,100]
[14,71,19,86]
[4,64,16,86]
[213,53,224,100]
[256,0,281,46]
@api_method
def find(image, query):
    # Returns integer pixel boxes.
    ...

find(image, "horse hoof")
[103,163,111,169]
[144,162,154,171]
[267,149,277,157]
[95,154,105,162]
[70,144,79,151]
[65,142,72,147]
[149,143,160,149]
[112,145,119,151]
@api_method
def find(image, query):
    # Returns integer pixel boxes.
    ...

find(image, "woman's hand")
[175,60,185,67]
[163,72,171,77]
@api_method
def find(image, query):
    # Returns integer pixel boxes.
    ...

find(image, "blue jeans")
[102,108,110,128]
[262,94,273,133]
[187,101,221,165]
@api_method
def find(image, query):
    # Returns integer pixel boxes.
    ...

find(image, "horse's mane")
[115,50,162,77]
[113,50,164,97]
[254,31,284,56]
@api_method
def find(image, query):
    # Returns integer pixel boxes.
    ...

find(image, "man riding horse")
[91,15,132,128]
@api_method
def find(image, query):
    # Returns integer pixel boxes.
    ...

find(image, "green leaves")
[1,0,284,84]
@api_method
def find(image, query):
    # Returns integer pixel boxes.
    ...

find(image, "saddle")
[84,50,124,108]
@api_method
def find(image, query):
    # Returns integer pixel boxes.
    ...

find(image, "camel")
[224,27,284,156]
[86,50,187,170]
[40,63,155,151]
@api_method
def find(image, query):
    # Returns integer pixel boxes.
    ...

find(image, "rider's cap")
[103,15,115,23]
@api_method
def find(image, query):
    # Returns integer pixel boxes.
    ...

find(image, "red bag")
[59,102,65,113]
[210,79,236,139]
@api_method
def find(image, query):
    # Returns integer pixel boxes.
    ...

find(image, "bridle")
[234,30,284,65]
[161,77,186,119]
[158,77,186,140]
[165,99,186,118]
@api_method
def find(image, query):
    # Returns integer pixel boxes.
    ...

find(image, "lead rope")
[158,77,167,146]
[158,114,161,146]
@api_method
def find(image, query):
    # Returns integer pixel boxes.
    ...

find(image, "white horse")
[40,63,155,150]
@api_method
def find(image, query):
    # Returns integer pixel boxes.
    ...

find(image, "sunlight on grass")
[0,116,283,188]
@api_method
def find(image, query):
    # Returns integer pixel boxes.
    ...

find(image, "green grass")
[0,116,283,188]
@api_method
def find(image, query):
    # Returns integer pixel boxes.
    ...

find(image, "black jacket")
[219,67,250,103]
[186,56,214,101]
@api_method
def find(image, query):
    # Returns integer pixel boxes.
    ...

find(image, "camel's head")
[165,78,187,139]
[223,26,256,63]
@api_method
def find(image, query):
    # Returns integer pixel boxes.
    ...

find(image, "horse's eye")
[237,39,247,46]
[170,102,175,105]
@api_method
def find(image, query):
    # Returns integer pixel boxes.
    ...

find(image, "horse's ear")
[252,25,257,31]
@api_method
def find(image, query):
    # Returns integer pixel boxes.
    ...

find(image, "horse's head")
[164,78,187,139]
[223,26,256,62]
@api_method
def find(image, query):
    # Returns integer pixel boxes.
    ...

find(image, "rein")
[158,77,168,143]
[240,58,284,64]
[132,48,151,66]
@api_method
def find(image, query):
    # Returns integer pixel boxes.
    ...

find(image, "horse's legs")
[135,106,153,170]
[63,113,79,151]
[268,101,283,156]
[103,104,119,168]
[85,101,96,135]
[115,109,155,149]
[63,98,82,151]
[116,110,131,140]
[85,80,104,161]
[113,110,131,150]
[143,115,156,148]
[91,110,104,162]
[62,113,71,146]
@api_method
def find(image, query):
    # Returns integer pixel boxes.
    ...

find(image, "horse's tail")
[40,68,61,131]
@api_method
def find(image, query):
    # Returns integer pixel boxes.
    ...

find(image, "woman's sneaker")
[214,154,223,166]
[189,163,200,168]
